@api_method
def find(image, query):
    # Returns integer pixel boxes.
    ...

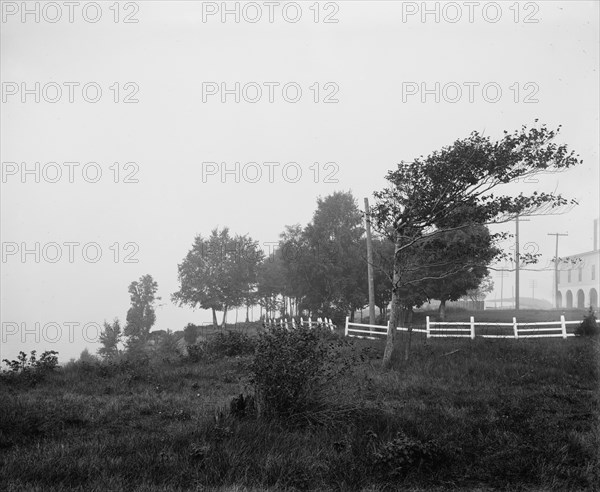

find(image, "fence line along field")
[345,315,579,339]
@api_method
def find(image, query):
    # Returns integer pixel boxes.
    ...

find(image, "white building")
[557,219,599,309]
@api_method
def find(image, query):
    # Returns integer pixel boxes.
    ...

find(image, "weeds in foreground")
[0,336,597,491]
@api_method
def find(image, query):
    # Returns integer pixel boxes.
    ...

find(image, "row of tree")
[170,190,500,326]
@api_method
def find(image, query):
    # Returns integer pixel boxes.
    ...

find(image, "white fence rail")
[345,315,580,340]
[262,317,335,332]
[344,317,427,339]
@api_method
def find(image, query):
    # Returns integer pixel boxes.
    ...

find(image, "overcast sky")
[1,0,599,362]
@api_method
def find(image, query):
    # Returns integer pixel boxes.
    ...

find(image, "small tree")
[98,318,123,360]
[183,323,200,345]
[576,307,599,336]
[79,348,98,363]
[124,274,160,351]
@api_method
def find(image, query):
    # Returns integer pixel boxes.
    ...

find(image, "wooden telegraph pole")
[515,215,530,310]
[364,198,376,324]
[547,232,568,309]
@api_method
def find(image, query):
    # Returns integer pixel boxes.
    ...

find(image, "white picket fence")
[345,315,579,340]
[262,316,336,332]
[344,317,427,339]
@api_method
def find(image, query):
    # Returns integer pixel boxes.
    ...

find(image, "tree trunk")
[350,310,355,322]
[403,308,414,361]
[438,299,447,321]
[383,291,400,368]
[212,308,218,328]
[245,303,250,323]
[222,306,228,328]
[382,238,402,369]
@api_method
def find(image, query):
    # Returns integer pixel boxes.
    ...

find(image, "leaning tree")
[370,122,582,368]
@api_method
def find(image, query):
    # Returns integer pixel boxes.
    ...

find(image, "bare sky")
[1,0,599,362]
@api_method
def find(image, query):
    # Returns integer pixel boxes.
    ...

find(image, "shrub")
[186,343,205,362]
[207,331,255,357]
[154,329,182,363]
[575,307,599,336]
[249,326,355,419]
[1,350,59,384]
[184,323,202,344]
[366,430,440,479]
[79,348,99,364]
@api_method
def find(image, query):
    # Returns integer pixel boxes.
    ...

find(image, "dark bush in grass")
[183,323,202,344]
[185,331,255,363]
[1,350,59,385]
[208,331,256,357]
[249,326,356,419]
[576,307,599,336]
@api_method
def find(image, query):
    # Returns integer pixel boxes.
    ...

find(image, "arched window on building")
[566,290,573,308]
[557,291,563,308]
[577,289,585,309]
[590,288,598,309]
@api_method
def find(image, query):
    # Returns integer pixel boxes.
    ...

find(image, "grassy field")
[0,315,598,491]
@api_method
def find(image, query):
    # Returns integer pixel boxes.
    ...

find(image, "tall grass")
[0,333,598,491]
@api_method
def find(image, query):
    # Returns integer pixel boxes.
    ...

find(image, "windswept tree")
[172,228,263,327]
[124,274,160,350]
[97,318,123,360]
[371,122,581,367]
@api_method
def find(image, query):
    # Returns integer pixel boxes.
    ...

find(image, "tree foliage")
[124,274,160,350]
[172,228,263,326]
[264,191,368,322]
[371,122,582,366]
[98,318,123,360]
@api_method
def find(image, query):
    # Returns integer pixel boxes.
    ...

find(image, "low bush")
[366,430,441,480]
[1,350,59,385]
[186,343,205,362]
[183,323,202,344]
[575,307,599,336]
[249,326,356,419]
[208,331,256,357]
[187,331,256,362]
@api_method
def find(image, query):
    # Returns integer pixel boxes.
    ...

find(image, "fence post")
[470,316,475,340]
[308,316,312,329]
[561,315,567,339]
[345,316,349,337]
[426,316,431,338]
[513,317,518,339]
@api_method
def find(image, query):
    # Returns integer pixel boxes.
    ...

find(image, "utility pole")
[547,232,568,309]
[364,198,376,324]
[498,263,509,309]
[515,214,530,311]
[529,279,537,299]
[515,216,521,310]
